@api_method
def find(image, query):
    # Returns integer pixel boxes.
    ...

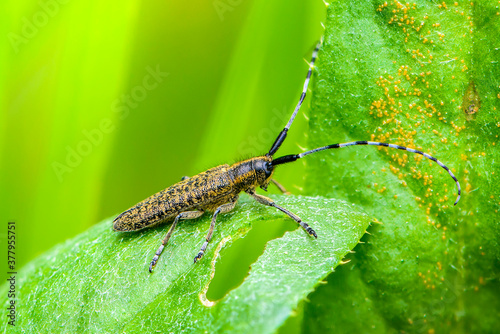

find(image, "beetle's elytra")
[113,41,461,273]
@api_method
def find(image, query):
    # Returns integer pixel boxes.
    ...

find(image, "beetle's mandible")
[113,41,461,273]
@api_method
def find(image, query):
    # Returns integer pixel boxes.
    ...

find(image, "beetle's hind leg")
[194,199,238,263]
[149,210,204,273]
[246,189,317,238]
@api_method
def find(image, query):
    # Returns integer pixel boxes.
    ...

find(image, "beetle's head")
[253,156,275,190]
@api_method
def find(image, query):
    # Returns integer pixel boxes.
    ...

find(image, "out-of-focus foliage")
[0,0,325,279]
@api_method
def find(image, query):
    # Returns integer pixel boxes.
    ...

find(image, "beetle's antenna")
[267,39,322,157]
[272,140,461,205]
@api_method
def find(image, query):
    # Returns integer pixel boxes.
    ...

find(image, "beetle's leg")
[271,179,291,195]
[149,210,203,273]
[194,200,237,263]
[246,189,317,238]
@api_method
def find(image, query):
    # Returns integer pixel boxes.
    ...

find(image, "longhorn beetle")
[113,41,461,273]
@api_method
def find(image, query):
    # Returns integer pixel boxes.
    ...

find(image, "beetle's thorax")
[229,156,274,191]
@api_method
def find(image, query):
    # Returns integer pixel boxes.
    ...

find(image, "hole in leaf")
[206,217,297,301]
[276,298,305,334]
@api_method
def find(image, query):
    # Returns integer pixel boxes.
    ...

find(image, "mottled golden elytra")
[113,41,461,273]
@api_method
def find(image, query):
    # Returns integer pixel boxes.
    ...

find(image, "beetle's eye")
[264,162,273,179]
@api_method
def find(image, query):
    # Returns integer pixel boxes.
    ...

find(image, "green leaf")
[302,1,500,333]
[0,195,370,332]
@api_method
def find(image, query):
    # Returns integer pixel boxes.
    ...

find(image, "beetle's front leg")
[271,179,291,195]
[194,200,237,263]
[246,189,317,238]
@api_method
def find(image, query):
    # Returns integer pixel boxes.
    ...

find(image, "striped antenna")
[272,141,461,206]
[267,40,322,156]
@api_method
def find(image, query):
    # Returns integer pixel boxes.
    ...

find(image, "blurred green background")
[0,0,325,281]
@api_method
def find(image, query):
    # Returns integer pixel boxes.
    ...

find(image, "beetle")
[113,41,461,273]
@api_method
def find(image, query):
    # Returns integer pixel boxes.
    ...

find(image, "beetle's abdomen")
[113,164,234,231]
